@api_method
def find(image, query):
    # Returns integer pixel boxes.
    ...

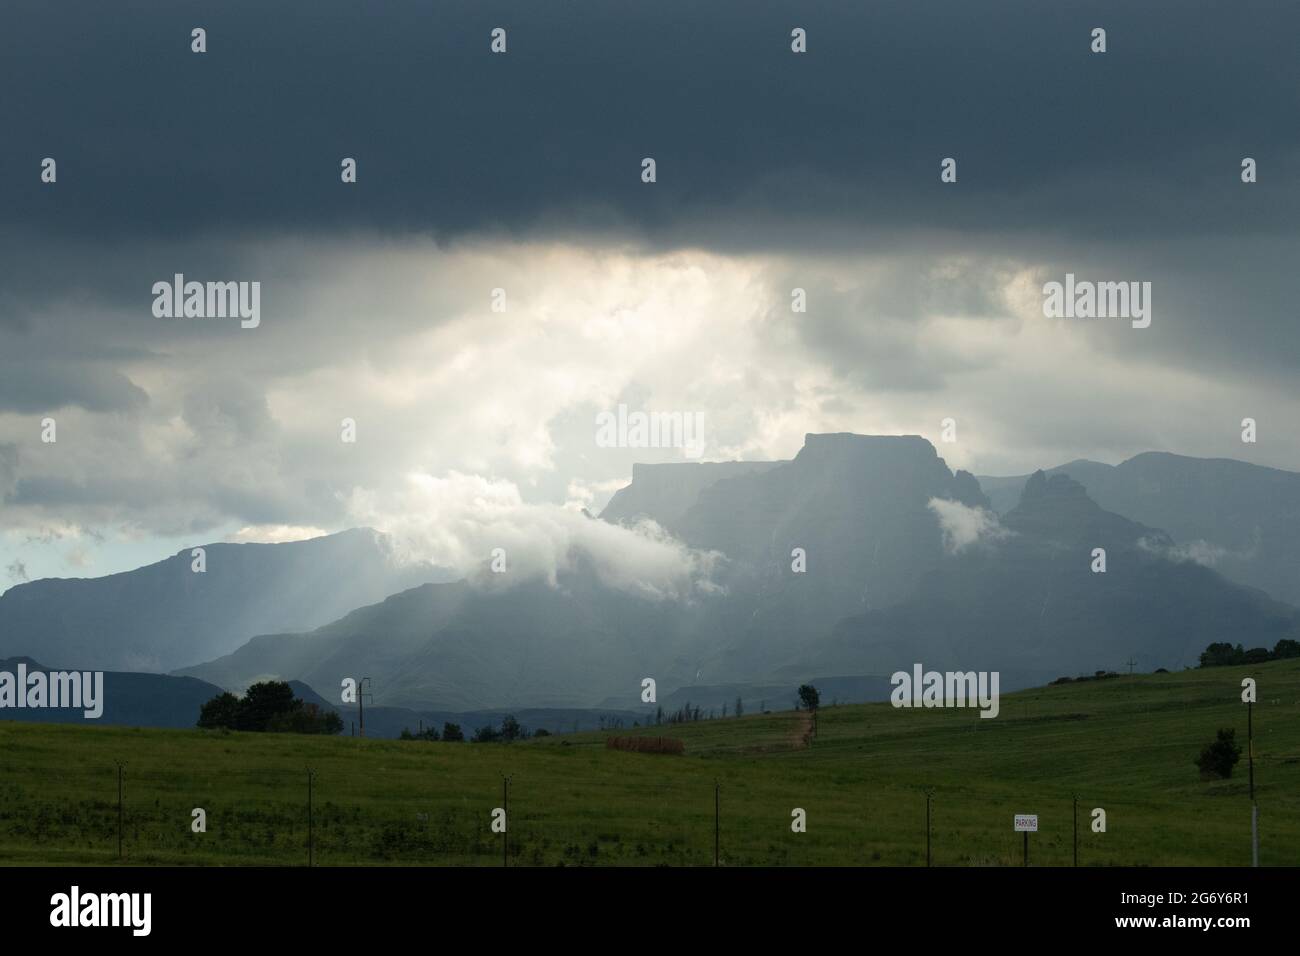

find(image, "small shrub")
[605,736,685,756]
[1196,728,1242,779]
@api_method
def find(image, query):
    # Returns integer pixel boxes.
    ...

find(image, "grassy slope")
[1,660,1296,866]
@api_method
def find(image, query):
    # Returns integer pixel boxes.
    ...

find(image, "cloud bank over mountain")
[2,0,1297,585]
[345,471,724,601]
[928,498,1012,554]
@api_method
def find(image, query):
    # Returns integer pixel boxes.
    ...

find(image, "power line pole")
[714,781,720,867]
[1248,696,1258,866]
[1124,656,1138,676]
[502,775,511,867]
[925,790,933,867]
[307,768,316,867]
[358,677,373,738]
[1247,697,1254,801]
[1072,794,1078,867]
[115,761,125,861]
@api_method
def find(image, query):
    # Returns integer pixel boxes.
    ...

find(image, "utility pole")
[502,775,511,867]
[714,781,720,867]
[358,677,373,737]
[925,790,933,867]
[1248,696,1258,867]
[1247,697,1254,801]
[1124,656,1138,676]
[1072,794,1078,867]
[115,761,125,861]
[307,768,316,867]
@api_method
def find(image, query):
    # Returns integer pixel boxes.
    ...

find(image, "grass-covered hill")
[1,660,1295,866]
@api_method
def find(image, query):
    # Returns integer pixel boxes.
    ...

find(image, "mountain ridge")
[0,528,449,672]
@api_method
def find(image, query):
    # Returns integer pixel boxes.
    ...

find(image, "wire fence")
[0,759,1158,867]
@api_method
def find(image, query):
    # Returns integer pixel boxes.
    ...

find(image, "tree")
[267,703,342,735]
[1199,642,1244,668]
[197,683,340,734]
[533,728,551,737]
[473,724,501,743]
[1243,647,1272,665]
[1196,728,1242,779]
[1273,638,1300,660]
[734,696,744,718]
[400,724,439,741]
[197,692,241,730]
[500,715,526,742]
[798,684,820,713]
[442,722,464,742]
[239,681,299,731]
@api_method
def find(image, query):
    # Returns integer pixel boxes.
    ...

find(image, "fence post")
[925,790,932,867]
[502,775,511,867]
[714,781,720,867]
[115,761,125,861]
[306,768,316,867]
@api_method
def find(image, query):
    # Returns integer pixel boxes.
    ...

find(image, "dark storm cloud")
[0,444,17,499]
[1,0,1295,247]
[0,361,148,413]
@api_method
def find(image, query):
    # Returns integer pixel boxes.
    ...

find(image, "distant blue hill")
[288,680,644,739]
[0,528,447,673]
[0,662,644,739]
[0,657,223,728]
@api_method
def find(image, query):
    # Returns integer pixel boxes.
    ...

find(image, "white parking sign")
[1014,814,1038,832]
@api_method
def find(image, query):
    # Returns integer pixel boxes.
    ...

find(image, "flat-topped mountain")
[600,460,783,534]
[4,435,1296,714]
[171,436,1298,711]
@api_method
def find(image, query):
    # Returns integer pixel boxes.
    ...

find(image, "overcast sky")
[2,0,1298,587]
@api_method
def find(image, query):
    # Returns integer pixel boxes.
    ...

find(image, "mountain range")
[3,434,1298,722]
[978,452,1300,607]
[0,528,445,672]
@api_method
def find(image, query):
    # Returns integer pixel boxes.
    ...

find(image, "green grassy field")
[2,660,1297,866]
